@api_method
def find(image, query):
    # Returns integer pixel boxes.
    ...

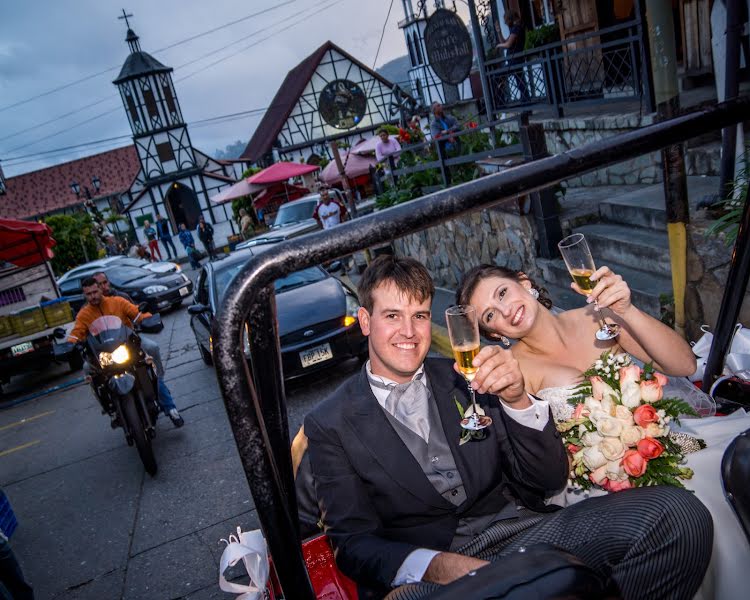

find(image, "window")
[143,88,159,119]
[125,91,140,126]
[162,83,177,115]
[156,142,175,162]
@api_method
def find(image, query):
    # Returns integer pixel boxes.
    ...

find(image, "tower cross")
[118,8,133,29]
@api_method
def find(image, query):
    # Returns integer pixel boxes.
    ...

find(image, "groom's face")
[358,282,432,384]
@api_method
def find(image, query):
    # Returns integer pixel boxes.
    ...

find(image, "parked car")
[188,247,366,379]
[59,265,192,313]
[57,256,180,287]
[235,195,321,250]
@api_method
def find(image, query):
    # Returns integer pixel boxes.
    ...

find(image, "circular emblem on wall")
[319,79,367,129]
[424,8,474,85]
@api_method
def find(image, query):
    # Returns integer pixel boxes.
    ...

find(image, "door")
[556,0,604,98]
[165,183,202,231]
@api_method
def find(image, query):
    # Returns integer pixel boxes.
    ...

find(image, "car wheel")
[199,343,213,366]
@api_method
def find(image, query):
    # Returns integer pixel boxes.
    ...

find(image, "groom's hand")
[467,346,531,407]
[423,552,489,585]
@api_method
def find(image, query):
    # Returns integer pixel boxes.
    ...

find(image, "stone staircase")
[537,176,722,318]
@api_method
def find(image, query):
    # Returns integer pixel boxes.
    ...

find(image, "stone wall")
[393,205,540,290]
[686,218,750,342]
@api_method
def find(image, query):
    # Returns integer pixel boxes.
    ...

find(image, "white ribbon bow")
[219,527,270,600]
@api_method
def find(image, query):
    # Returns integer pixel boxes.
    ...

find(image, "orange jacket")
[68,296,152,343]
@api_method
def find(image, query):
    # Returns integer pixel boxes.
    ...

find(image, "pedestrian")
[92,271,133,303]
[313,186,347,230]
[429,102,461,155]
[155,214,177,260]
[178,223,202,270]
[105,236,120,257]
[495,11,529,103]
[142,220,162,262]
[375,128,402,164]
[196,215,216,261]
[238,208,254,240]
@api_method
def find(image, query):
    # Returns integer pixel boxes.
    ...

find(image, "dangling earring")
[500,335,511,348]
[528,287,540,300]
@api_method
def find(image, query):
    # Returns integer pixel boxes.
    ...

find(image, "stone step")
[570,223,672,277]
[599,187,667,230]
[537,257,672,319]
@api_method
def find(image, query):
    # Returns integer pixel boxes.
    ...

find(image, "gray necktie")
[370,373,431,442]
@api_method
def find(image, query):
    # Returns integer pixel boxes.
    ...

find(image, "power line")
[372,0,395,69]
[0,1,297,114]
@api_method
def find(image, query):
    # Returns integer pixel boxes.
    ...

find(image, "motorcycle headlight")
[99,344,130,366]
[144,285,168,294]
[343,293,359,327]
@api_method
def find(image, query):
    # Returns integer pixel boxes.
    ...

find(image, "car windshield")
[116,258,148,268]
[213,262,326,301]
[273,198,318,227]
[107,267,148,286]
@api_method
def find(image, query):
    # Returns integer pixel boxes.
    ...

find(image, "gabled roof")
[241,41,398,163]
[0,146,141,220]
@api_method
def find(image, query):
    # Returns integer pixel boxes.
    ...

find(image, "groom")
[305,256,713,599]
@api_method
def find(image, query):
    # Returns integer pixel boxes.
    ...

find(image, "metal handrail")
[213,96,750,599]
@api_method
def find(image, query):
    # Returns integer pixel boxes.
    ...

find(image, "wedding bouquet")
[557,352,704,492]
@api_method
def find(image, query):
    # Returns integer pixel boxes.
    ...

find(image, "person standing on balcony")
[495,11,530,103]
[142,220,162,262]
[155,214,177,260]
[375,128,402,164]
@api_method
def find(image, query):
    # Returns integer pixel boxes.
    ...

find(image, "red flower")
[604,479,633,492]
[622,449,648,477]
[567,444,581,455]
[467,121,478,129]
[633,404,658,428]
[637,437,664,460]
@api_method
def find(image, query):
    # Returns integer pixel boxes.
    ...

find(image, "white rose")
[585,397,602,414]
[581,431,604,447]
[606,460,626,480]
[645,422,666,438]
[620,425,644,447]
[620,382,642,409]
[588,408,608,425]
[600,438,625,461]
[615,405,634,424]
[600,394,615,415]
[582,445,608,470]
[597,416,624,437]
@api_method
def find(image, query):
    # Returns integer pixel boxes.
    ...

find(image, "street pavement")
[0,294,362,599]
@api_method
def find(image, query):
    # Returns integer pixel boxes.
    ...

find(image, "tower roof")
[113,28,172,84]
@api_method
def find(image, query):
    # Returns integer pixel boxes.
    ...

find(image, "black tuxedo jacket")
[304,358,568,591]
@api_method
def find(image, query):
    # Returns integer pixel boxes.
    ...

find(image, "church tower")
[0,161,6,195]
[113,19,197,181]
[399,0,460,106]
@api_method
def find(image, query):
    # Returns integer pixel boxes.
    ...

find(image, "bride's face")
[469,275,538,338]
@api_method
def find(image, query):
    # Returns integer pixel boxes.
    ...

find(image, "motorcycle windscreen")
[89,315,125,344]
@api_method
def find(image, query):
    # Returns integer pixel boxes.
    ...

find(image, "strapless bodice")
[535,386,579,422]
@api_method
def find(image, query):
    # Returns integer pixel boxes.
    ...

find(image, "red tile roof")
[0,145,141,220]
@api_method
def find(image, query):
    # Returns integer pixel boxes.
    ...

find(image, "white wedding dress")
[537,383,750,600]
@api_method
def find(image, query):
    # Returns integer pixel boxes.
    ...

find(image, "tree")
[45,213,99,275]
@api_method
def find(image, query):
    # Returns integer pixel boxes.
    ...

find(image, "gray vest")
[381,384,519,551]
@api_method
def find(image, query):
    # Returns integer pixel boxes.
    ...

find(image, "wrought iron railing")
[213,97,750,599]
[484,17,652,117]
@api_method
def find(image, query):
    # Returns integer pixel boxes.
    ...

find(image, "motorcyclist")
[67,276,184,427]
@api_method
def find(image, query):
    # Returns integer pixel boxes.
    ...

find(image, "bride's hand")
[580,266,632,315]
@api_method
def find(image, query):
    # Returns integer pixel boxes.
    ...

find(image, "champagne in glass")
[558,233,619,341]
[445,305,492,430]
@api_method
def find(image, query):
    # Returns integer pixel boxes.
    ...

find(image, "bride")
[456,263,750,600]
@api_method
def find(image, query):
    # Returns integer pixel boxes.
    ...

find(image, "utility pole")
[329,141,357,218]
[643,0,689,336]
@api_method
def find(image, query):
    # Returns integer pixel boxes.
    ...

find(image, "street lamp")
[70,176,102,200]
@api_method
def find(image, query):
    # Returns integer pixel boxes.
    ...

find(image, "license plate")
[179,286,190,297]
[300,343,333,368]
[11,341,34,357]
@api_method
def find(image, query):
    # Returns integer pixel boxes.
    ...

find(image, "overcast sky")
[0,0,460,177]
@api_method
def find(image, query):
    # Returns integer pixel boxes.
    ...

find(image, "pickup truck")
[0,220,78,396]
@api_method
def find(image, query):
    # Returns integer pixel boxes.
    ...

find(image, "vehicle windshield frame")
[272,197,319,227]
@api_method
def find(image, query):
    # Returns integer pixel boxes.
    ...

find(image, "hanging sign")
[423,9,473,85]
[319,80,367,129]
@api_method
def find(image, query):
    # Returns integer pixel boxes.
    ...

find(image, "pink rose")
[590,376,617,401]
[567,443,582,455]
[619,364,642,389]
[633,404,659,428]
[589,464,609,486]
[572,403,587,419]
[653,372,668,386]
[637,437,664,460]
[639,379,663,403]
[605,478,633,492]
[622,449,648,477]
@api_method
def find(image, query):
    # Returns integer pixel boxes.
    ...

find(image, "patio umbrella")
[320,151,377,185]
[210,179,262,204]
[247,162,320,185]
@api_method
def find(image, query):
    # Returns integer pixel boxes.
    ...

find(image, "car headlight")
[143,285,168,294]
[343,293,359,327]
[181,273,189,283]
[99,344,130,366]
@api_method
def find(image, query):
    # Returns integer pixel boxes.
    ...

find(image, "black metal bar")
[213,97,750,596]
[718,0,743,200]
[467,0,495,121]
[702,184,750,388]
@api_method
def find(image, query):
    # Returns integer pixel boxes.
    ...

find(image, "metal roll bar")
[212,96,750,599]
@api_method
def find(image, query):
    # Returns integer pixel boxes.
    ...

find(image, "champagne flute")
[558,233,620,341]
[445,305,492,430]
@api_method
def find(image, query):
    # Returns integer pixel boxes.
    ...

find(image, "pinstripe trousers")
[387,486,713,600]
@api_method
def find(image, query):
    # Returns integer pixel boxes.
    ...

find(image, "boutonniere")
[454,395,487,445]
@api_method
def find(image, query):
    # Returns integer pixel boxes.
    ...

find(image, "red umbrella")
[0,218,56,267]
[247,162,319,185]
[320,151,377,185]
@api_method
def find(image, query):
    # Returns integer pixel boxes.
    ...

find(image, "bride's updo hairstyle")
[456,264,552,334]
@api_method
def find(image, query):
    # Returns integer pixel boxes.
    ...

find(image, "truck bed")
[0,322,73,351]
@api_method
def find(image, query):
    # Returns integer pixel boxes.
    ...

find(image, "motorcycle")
[81,313,165,475]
